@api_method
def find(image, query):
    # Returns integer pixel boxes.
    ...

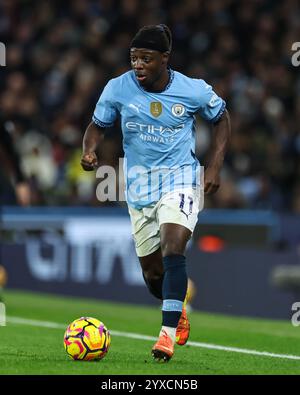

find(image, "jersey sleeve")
[92,80,118,128]
[196,80,226,123]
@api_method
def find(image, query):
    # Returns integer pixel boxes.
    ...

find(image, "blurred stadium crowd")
[1,0,300,211]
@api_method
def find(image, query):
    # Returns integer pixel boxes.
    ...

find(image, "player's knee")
[140,256,164,280]
[142,270,163,300]
[161,240,184,257]
[143,269,163,282]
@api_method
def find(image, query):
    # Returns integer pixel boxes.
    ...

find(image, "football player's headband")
[130,25,171,53]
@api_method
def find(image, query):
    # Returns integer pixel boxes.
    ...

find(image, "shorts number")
[179,193,193,216]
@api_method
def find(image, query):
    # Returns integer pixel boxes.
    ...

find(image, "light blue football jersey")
[93,69,226,209]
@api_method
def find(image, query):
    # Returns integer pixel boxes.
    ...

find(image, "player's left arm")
[204,109,231,195]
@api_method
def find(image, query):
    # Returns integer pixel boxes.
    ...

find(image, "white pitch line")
[6,316,300,361]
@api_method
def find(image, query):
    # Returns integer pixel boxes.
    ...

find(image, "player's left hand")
[204,166,220,195]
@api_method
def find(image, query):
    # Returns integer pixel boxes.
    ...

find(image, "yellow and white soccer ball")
[64,317,111,361]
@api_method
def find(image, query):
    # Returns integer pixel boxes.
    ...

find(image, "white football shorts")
[128,187,204,257]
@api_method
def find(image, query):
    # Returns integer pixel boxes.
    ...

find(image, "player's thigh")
[128,205,160,259]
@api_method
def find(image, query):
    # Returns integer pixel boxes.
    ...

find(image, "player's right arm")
[80,121,105,171]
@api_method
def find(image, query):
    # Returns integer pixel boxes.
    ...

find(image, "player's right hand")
[80,152,99,171]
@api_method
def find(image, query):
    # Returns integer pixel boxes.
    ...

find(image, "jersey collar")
[134,67,174,93]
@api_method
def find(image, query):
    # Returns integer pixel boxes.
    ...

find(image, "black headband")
[130,26,170,53]
[130,39,169,52]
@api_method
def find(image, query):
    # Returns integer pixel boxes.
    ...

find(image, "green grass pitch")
[1,289,300,375]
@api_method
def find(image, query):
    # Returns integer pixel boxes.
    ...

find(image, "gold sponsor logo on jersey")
[150,102,162,117]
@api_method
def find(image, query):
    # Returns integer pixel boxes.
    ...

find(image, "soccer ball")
[64,317,111,361]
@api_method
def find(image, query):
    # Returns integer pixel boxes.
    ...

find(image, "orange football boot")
[151,330,174,362]
[176,306,190,345]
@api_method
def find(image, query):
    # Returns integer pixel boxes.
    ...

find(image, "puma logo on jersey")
[129,103,141,113]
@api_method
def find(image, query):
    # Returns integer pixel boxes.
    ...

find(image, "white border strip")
[7,316,300,361]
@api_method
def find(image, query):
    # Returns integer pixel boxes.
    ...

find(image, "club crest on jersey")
[150,102,162,117]
[171,103,185,117]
